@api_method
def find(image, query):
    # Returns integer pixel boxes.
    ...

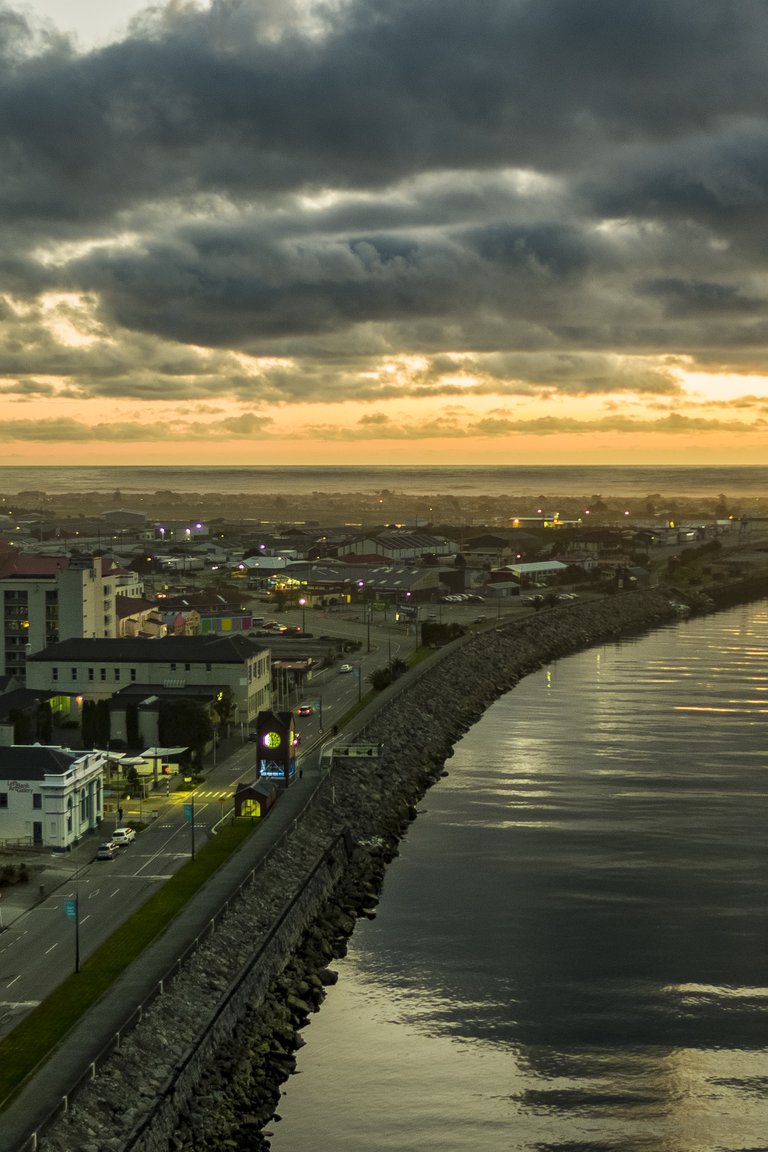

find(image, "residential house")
[116,596,167,639]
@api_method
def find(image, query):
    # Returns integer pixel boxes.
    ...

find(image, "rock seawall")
[34,589,684,1152]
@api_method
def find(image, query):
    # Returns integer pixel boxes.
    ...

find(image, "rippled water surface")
[270,601,768,1152]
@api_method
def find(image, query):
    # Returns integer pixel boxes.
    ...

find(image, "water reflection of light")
[664,983,768,999]
[674,705,768,714]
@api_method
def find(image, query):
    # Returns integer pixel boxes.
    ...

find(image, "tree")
[80,699,96,748]
[11,708,34,744]
[95,699,111,747]
[36,701,53,743]
[126,701,140,749]
[212,686,236,734]
[158,698,212,765]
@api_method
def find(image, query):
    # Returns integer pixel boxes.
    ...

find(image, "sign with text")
[334,743,383,758]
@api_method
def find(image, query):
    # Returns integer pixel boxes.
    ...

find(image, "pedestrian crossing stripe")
[169,790,232,801]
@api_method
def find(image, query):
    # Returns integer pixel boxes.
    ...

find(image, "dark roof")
[157,590,247,611]
[108,685,219,708]
[235,780,277,800]
[115,596,161,618]
[0,689,58,720]
[0,746,80,779]
[27,635,267,664]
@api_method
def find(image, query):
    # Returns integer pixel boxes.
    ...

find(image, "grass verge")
[0,821,254,1108]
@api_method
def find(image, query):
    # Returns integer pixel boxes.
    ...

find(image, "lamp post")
[366,602,371,653]
[299,596,306,632]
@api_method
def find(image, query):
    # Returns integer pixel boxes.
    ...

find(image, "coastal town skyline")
[3,1,768,467]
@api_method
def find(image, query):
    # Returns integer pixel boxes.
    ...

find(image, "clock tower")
[255,710,297,784]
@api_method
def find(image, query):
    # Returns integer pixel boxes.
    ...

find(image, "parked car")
[112,826,136,846]
[247,731,260,742]
[96,842,117,860]
[339,663,354,673]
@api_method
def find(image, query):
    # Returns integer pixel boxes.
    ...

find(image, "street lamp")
[299,596,306,632]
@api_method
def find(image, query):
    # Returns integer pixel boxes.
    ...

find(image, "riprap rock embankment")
[33,589,683,1152]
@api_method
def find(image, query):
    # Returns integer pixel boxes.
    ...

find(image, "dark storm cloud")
[3,0,768,222]
[3,0,768,409]
[639,279,765,318]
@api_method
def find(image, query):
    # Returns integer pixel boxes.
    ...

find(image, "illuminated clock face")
[263,731,282,749]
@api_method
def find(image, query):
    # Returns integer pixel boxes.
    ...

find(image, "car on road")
[96,842,117,860]
[246,731,260,742]
[296,702,313,715]
[112,826,136,846]
[339,663,354,673]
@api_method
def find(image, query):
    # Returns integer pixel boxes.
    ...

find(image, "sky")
[2,0,768,467]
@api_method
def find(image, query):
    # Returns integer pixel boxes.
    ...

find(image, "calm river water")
[270,600,768,1152]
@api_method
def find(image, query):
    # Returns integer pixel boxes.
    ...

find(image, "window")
[71,668,77,681]
[206,663,212,672]
[53,667,59,682]
[115,669,121,681]
[100,668,107,681]
[170,662,177,671]
[185,663,191,672]
[33,794,42,809]
[130,668,136,681]
[88,668,94,681]
[0,793,7,808]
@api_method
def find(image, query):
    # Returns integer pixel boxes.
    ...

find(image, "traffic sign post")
[65,894,80,973]
[183,797,196,860]
[332,742,383,759]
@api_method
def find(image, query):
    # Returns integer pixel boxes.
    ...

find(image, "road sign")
[64,898,77,922]
[334,742,382,758]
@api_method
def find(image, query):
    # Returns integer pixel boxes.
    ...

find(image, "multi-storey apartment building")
[0,553,142,682]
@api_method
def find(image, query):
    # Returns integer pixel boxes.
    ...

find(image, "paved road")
[0,613,411,1041]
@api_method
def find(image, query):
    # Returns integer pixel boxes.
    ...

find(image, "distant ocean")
[0,464,766,500]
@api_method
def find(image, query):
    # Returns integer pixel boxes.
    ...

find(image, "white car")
[339,663,354,674]
[112,826,136,846]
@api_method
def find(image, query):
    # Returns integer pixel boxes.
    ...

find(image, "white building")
[26,634,272,726]
[1,552,142,683]
[0,745,106,850]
